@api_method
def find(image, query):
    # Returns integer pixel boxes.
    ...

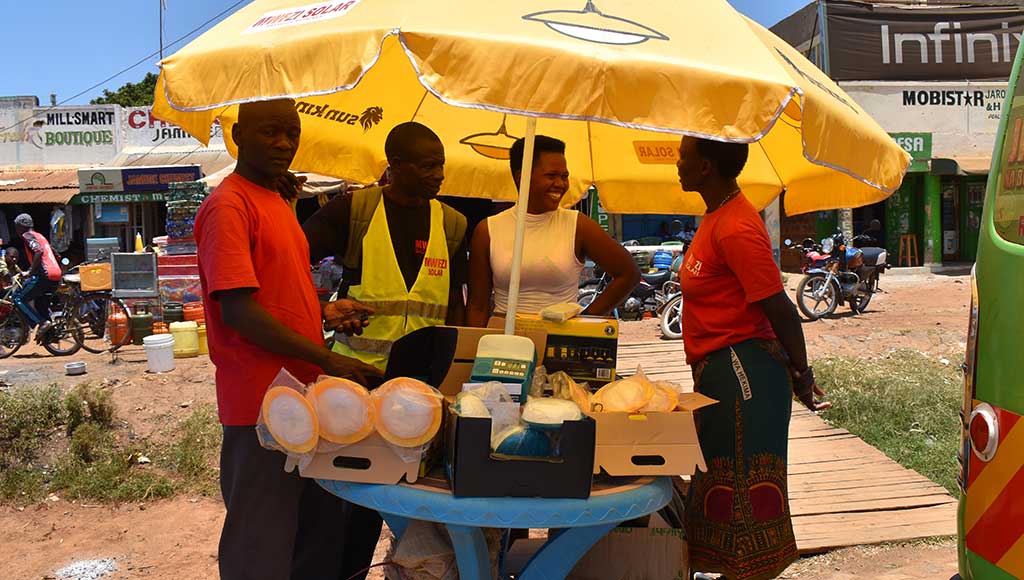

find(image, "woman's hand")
[793,367,832,412]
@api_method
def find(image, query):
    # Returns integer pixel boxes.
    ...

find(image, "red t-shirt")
[679,193,783,364]
[195,173,324,426]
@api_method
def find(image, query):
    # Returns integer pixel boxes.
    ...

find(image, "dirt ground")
[0,273,969,580]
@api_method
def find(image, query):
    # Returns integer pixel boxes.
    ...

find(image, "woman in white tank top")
[466,135,640,326]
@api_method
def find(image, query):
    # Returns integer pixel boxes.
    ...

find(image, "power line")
[0,0,249,135]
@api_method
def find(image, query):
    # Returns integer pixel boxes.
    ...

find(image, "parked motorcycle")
[578,265,676,320]
[787,231,889,321]
[658,280,683,339]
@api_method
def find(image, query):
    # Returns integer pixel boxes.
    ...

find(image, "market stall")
[152,0,911,577]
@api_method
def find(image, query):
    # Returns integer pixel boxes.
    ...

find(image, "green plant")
[0,385,64,468]
[77,384,115,428]
[64,390,85,435]
[817,349,962,494]
[167,405,221,494]
[69,423,114,463]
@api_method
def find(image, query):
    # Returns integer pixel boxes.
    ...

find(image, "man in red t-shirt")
[195,98,380,580]
[13,213,61,325]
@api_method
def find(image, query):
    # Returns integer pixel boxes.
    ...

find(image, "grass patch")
[0,385,221,505]
[817,349,962,494]
[165,404,221,495]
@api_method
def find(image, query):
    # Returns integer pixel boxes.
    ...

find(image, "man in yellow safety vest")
[304,121,468,372]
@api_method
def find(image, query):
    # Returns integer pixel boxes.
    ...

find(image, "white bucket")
[143,334,176,373]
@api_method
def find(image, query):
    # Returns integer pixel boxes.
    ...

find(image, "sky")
[0,0,811,106]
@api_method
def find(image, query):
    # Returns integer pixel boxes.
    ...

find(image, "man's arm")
[303,193,351,263]
[219,288,379,382]
[577,215,640,316]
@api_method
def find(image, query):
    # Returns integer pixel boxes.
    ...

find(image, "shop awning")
[931,157,991,176]
[0,168,79,204]
[106,147,235,178]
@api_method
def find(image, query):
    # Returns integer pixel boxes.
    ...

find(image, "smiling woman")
[465,134,640,326]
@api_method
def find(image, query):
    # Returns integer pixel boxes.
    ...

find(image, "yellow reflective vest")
[333,196,450,370]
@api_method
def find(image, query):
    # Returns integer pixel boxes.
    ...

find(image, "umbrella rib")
[758,139,785,190]
[586,120,596,185]
[411,89,429,121]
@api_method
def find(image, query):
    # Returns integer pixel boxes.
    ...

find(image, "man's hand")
[275,172,307,202]
[323,298,374,336]
[318,350,382,384]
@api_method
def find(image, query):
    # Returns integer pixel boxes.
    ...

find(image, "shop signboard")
[77,168,124,193]
[96,203,129,224]
[121,165,202,192]
[826,3,1024,81]
[588,185,609,233]
[891,132,932,173]
[0,105,120,166]
[124,106,224,148]
[69,191,172,205]
[844,82,1005,160]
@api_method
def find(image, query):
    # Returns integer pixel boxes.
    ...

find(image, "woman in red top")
[675,136,829,580]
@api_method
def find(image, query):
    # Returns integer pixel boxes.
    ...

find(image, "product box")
[156,253,198,266]
[568,527,688,580]
[386,325,547,397]
[488,315,618,387]
[299,432,427,485]
[445,413,596,499]
[157,264,200,277]
[588,392,717,477]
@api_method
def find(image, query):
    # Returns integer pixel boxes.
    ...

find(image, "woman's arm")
[761,291,830,411]
[465,220,494,327]
[576,214,640,316]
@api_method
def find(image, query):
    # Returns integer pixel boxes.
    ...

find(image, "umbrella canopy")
[153,0,909,216]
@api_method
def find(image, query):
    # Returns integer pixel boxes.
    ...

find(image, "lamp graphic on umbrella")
[459,115,520,160]
[523,0,669,45]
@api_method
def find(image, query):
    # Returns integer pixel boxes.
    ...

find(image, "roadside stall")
[153,0,909,577]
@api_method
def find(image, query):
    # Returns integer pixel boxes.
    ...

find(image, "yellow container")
[169,321,199,358]
[80,263,112,291]
[197,323,208,355]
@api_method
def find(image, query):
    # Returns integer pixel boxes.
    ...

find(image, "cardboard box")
[385,325,547,396]
[569,527,688,580]
[299,432,423,485]
[489,315,618,387]
[589,392,717,477]
[445,413,595,499]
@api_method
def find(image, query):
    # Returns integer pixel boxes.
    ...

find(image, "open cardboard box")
[445,413,596,499]
[488,315,619,387]
[386,325,548,396]
[589,392,717,477]
[299,432,425,484]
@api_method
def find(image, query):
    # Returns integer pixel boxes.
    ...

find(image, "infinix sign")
[826,3,1024,81]
[881,22,1021,65]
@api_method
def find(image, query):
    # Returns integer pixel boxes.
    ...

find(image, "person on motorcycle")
[13,214,61,325]
[857,219,884,248]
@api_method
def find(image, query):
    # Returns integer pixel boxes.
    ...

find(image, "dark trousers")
[219,426,384,580]
[16,275,56,325]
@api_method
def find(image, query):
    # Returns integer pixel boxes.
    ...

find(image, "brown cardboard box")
[299,432,423,484]
[387,325,547,396]
[589,392,717,477]
[568,527,689,580]
[488,315,619,386]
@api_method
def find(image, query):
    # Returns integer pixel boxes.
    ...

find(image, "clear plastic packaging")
[372,378,445,463]
[592,366,656,412]
[461,381,520,442]
[548,371,592,413]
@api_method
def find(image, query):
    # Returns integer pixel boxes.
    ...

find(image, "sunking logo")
[881,22,1022,65]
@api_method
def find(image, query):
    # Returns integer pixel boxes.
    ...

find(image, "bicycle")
[0,273,82,358]
[61,253,132,354]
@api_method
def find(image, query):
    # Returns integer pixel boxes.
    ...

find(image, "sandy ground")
[0,273,969,580]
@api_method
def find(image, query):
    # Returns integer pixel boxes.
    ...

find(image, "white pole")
[504,117,537,335]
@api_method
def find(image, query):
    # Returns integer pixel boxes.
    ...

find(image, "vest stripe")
[358,299,448,320]
[337,334,394,356]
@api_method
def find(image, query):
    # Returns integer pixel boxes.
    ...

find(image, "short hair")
[694,138,749,179]
[509,135,566,175]
[385,122,441,161]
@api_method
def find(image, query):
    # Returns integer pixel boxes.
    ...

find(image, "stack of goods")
[163,181,208,256]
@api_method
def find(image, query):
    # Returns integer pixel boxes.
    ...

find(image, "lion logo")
[359,106,383,132]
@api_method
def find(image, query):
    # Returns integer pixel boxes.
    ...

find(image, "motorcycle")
[578,265,676,321]
[658,279,683,339]
[786,231,889,321]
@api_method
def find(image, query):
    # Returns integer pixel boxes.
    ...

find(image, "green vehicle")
[956,41,1024,580]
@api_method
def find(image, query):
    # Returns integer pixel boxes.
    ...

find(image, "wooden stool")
[898,235,919,267]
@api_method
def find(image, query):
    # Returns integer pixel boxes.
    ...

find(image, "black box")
[445,414,595,499]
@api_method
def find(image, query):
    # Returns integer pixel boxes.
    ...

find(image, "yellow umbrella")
[153,0,910,328]
[154,0,908,216]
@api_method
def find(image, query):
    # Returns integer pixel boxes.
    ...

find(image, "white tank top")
[489,207,584,315]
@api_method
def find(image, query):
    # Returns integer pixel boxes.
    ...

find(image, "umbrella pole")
[503,117,537,335]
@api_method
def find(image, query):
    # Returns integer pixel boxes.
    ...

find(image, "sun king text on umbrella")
[244,0,361,34]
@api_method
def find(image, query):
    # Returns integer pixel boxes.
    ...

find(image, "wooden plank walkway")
[616,341,957,554]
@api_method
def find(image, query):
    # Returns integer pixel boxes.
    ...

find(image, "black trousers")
[219,426,384,580]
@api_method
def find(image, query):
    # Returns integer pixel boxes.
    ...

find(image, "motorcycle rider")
[13,214,61,326]
[857,219,884,249]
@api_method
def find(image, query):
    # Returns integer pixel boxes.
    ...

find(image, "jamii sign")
[827,2,1024,81]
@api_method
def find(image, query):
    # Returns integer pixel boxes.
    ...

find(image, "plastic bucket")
[197,323,208,355]
[170,321,199,358]
[143,334,176,373]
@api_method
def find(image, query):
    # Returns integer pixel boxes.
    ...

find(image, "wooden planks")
[616,340,958,555]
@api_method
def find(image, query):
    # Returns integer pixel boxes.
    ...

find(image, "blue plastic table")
[318,477,672,580]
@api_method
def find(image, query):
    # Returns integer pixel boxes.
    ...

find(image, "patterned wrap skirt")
[684,339,798,580]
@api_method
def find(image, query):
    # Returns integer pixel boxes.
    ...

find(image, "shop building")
[772,0,1024,268]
